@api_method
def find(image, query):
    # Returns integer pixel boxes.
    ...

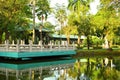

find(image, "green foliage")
[35,0,51,20]
[82,36,93,47]
[92,36,103,46]
[68,0,95,49]
[0,0,31,42]
[0,0,51,43]
[92,0,120,47]
[67,58,120,80]
[44,21,55,30]
[54,4,67,27]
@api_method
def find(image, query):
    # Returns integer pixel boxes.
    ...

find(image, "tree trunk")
[67,36,70,45]
[87,36,90,50]
[109,40,113,48]
[77,36,80,44]
[0,31,3,43]
[0,36,2,44]
[5,31,9,40]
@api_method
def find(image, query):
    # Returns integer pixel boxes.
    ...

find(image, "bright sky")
[47,0,100,26]
[47,0,69,26]
[49,0,68,8]
[90,0,100,14]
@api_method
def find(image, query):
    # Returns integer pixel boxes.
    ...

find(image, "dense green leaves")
[68,0,93,49]
[92,0,120,48]
[0,0,51,43]
[54,4,67,27]
[35,0,51,20]
[0,0,31,42]
[0,0,119,46]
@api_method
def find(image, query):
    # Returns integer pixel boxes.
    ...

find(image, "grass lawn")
[73,48,120,58]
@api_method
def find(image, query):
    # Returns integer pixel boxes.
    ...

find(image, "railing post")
[29,40,32,52]
[41,41,43,51]
[16,40,19,52]
[20,40,25,45]
[50,41,52,51]
[5,40,9,51]
[66,42,68,50]
[73,42,75,50]
[38,41,41,45]
[38,40,42,51]
[12,40,15,45]
[58,41,60,51]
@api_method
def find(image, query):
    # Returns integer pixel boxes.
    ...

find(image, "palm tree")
[30,0,51,43]
[54,4,67,43]
[68,0,92,49]
[37,0,51,44]
[54,4,67,29]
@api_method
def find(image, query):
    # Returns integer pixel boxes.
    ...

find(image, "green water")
[0,56,120,80]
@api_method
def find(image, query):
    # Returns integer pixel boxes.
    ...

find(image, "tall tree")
[54,4,67,30]
[54,4,67,43]
[29,0,51,43]
[0,0,31,43]
[68,0,93,49]
[92,0,120,48]
[62,25,77,44]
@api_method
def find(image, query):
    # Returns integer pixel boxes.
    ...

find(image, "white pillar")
[29,40,32,52]
[58,41,61,50]
[12,40,15,45]
[50,41,52,50]
[5,40,9,51]
[73,42,75,50]
[66,41,68,50]
[16,40,19,52]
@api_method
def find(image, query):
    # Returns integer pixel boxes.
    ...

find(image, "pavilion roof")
[49,34,86,39]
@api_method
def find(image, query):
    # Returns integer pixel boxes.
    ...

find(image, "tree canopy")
[0,0,120,48]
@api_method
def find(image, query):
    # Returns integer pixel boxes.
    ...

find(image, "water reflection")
[0,57,75,80]
[74,57,120,80]
[0,56,120,80]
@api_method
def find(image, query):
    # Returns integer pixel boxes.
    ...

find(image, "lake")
[0,56,120,80]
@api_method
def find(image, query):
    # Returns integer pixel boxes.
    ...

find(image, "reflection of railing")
[0,58,75,79]
[0,63,73,78]
[0,40,75,52]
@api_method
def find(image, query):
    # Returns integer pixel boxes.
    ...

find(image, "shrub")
[93,46,102,49]
[76,44,83,49]
[111,45,119,48]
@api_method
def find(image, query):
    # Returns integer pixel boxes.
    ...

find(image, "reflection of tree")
[85,58,94,79]
[67,60,80,79]
[114,58,120,71]
[85,58,120,80]
[67,58,120,80]
[1,58,120,80]
[99,67,120,80]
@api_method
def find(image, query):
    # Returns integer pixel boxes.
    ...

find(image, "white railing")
[0,40,75,52]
